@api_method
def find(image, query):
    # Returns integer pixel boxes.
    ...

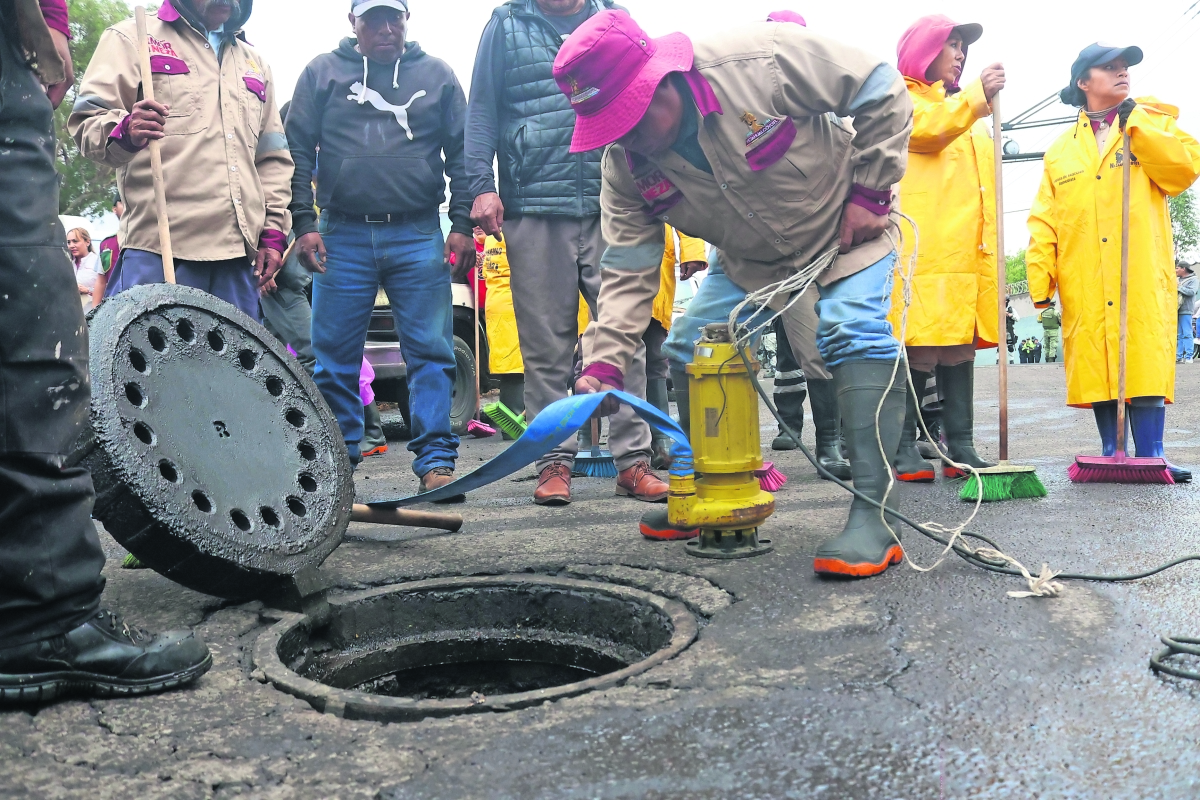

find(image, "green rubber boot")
[670,367,692,441]
[646,378,673,470]
[893,368,935,482]
[770,387,806,451]
[937,362,996,478]
[813,361,906,578]
[807,378,852,480]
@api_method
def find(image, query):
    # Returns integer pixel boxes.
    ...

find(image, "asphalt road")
[3,363,1198,799]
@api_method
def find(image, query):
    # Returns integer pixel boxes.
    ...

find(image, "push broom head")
[482,402,527,439]
[959,463,1047,502]
[1069,455,1174,485]
[466,419,497,438]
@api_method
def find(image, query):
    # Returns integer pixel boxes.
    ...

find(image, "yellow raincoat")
[652,226,708,331]
[889,78,999,348]
[481,236,589,374]
[1027,99,1200,407]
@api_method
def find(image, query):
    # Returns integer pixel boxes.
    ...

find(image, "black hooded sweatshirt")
[286,37,470,237]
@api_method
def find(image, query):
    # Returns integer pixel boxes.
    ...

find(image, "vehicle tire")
[450,334,478,436]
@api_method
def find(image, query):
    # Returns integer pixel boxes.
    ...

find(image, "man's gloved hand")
[574,375,622,417]
[679,260,707,280]
[296,232,327,273]
[446,232,476,282]
[45,28,74,109]
[1117,98,1137,131]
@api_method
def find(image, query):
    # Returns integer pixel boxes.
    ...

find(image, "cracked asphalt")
[2,363,1198,799]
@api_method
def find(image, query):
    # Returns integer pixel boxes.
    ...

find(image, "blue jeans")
[109,249,260,319]
[312,212,457,476]
[664,250,901,371]
[1177,314,1192,360]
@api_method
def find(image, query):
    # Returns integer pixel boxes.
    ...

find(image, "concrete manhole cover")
[253,575,698,722]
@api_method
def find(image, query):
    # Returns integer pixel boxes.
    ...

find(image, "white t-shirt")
[75,251,100,307]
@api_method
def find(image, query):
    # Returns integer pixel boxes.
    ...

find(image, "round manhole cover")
[253,575,698,721]
[83,284,353,600]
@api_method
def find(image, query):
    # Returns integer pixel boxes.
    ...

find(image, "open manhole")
[253,575,697,721]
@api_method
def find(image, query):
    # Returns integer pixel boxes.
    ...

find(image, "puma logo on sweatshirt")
[348,83,427,140]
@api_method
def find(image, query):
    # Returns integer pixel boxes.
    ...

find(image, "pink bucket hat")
[897,14,983,83]
[767,11,806,26]
[553,10,694,153]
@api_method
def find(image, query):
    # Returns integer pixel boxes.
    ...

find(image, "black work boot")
[0,610,212,705]
[646,378,674,470]
[670,367,692,441]
[814,362,906,578]
[770,387,807,451]
[807,378,852,480]
[893,368,936,482]
[937,362,996,478]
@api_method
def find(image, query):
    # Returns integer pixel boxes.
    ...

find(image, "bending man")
[554,11,915,577]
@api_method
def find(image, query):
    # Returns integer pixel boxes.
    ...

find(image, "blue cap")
[1060,42,1142,106]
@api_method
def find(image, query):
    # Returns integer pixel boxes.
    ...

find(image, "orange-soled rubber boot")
[638,507,699,541]
[892,368,935,482]
[814,361,907,578]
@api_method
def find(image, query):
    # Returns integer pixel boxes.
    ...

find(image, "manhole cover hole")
[254,575,697,721]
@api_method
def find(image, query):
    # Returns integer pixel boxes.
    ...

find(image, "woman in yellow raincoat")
[1027,43,1200,483]
[890,15,1002,482]
[480,233,590,438]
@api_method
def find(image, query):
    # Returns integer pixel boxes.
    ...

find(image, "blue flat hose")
[367,390,693,509]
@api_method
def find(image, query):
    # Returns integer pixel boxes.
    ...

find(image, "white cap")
[351,0,408,16]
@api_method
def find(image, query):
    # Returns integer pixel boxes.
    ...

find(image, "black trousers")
[0,22,105,647]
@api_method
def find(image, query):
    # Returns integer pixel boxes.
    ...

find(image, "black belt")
[359,211,432,224]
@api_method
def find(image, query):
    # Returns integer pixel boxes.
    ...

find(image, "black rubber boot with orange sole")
[936,362,996,479]
[892,367,936,482]
[814,361,907,578]
[638,506,699,541]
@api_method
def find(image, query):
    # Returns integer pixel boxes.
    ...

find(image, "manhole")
[253,575,697,721]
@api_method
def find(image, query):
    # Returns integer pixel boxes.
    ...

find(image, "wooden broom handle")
[134,6,175,284]
[992,93,1008,463]
[350,504,463,532]
[1117,125,1132,454]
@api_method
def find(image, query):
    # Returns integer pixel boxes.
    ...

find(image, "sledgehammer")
[350,504,463,532]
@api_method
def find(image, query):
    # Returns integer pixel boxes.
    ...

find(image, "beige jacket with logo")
[589,23,912,378]
[68,5,291,262]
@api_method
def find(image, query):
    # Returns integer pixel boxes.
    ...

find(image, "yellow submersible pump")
[671,324,776,558]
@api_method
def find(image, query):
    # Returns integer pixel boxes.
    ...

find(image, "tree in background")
[1169,189,1199,262]
[55,0,132,217]
[1005,249,1027,285]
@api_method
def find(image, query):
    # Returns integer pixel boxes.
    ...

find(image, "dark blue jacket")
[465,0,619,218]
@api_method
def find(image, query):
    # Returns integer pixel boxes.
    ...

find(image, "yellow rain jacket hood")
[889,77,998,348]
[1027,99,1200,407]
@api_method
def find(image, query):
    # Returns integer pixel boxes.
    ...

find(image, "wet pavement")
[3,363,1198,799]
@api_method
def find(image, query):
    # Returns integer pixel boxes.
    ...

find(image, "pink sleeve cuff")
[582,362,625,392]
[848,184,892,217]
[39,0,70,38]
[259,230,287,254]
[109,115,146,153]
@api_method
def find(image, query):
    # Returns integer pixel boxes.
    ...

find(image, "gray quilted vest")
[496,0,617,217]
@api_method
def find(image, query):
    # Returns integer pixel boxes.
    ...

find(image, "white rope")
[727,213,1059,599]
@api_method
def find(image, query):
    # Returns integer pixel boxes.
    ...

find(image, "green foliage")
[1169,189,1199,261]
[54,0,133,217]
[1005,249,1027,284]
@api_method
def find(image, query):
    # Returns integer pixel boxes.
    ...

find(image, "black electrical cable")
[736,345,1200,680]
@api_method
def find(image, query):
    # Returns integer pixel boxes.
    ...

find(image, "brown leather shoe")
[534,463,572,506]
[616,461,668,503]
[419,467,464,504]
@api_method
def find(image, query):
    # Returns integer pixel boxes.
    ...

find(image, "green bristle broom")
[482,401,527,440]
[960,92,1046,502]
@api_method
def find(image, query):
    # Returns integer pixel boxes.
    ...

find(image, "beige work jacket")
[68,5,291,262]
[590,23,912,377]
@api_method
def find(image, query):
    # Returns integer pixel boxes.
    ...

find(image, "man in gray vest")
[466,0,665,507]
